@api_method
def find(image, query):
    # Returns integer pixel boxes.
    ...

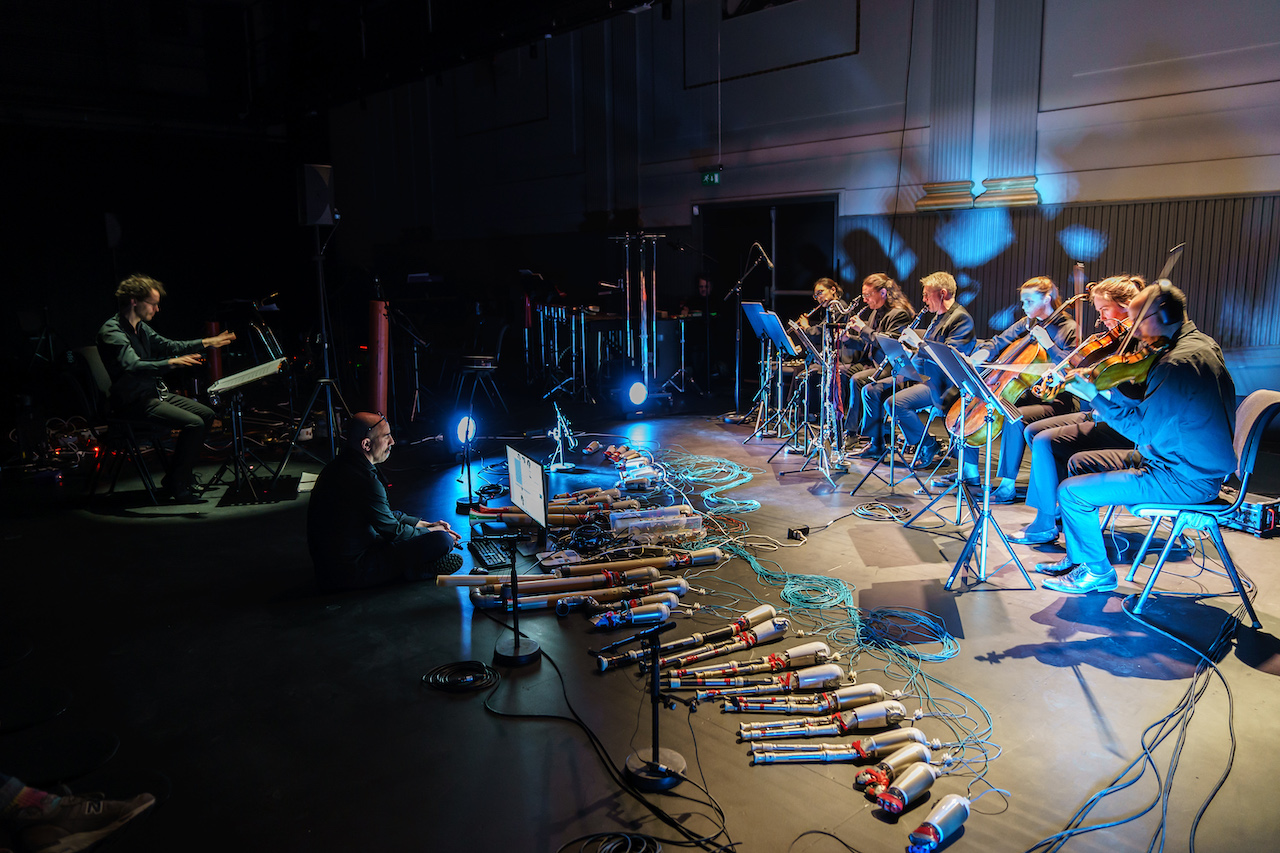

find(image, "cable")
[421,660,500,692]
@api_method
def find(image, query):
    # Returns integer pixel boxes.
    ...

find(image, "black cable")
[421,660,500,692]
[473,608,733,850]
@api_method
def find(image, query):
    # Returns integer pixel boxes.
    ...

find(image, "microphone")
[754,243,774,269]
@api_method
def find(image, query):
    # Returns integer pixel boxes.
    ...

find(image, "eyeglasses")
[140,299,160,307]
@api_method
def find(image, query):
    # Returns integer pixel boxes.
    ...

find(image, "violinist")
[1039,281,1237,595]
[1011,275,1142,546]
[840,274,915,448]
[857,271,975,464]
[933,276,1078,503]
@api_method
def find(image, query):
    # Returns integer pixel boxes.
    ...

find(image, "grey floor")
[2,411,1279,853]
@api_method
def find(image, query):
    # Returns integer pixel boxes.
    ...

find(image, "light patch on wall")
[955,271,980,306]
[1058,224,1109,261]
[935,209,1015,269]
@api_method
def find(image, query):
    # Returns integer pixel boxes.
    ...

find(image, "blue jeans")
[1023,413,1131,532]
[1058,451,1221,568]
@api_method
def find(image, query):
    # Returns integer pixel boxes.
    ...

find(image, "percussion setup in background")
[525,232,704,407]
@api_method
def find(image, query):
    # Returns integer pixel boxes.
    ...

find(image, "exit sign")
[701,169,721,186]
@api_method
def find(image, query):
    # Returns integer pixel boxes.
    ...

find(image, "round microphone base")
[455,494,485,514]
[493,634,541,667]
[549,462,576,473]
[624,748,686,792]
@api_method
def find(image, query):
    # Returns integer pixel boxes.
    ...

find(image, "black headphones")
[1151,280,1184,325]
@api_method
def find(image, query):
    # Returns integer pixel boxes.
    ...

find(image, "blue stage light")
[455,415,477,445]
[627,381,649,406]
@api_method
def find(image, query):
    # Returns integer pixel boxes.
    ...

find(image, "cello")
[944,292,1087,448]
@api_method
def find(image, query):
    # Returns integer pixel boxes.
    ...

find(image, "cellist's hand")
[1029,325,1054,350]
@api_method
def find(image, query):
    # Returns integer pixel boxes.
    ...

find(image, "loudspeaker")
[298,164,334,226]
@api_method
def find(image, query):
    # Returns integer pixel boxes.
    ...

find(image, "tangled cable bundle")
[656,449,762,514]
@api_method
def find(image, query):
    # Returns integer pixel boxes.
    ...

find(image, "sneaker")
[1009,527,1059,546]
[1033,556,1074,575]
[426,552,464,577]
[1041,565,1119,594]
[15,793,155,853]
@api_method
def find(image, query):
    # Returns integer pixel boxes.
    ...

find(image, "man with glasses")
[307,412,463,592]
[96,274,236,503]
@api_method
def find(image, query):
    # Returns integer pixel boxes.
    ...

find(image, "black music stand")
[206,358,288,503]
[743,304,797,444]
[923,343,1034,590]
[777,317,840,486]
[849,333,931,496]
[904,342,979,531]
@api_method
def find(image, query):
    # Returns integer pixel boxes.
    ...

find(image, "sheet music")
[208,358,286,395]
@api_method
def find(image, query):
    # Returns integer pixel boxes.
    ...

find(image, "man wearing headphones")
[1039,281,1237,594]
[307,412,462,591]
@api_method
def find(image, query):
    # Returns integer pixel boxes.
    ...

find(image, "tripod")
[905,391,979,531]
[849,364,931,497]
[272,225,348,487]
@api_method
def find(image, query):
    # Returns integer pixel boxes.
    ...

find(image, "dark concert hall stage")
[2,398,1279,853]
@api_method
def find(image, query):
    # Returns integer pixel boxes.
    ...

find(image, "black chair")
[76,346,169,504]
[1123,389,1280,628]
[454,323,509,413]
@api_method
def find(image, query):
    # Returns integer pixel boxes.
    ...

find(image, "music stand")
[777,318,840,486]
[904,342,979,531]
[744,304,799,444]
[922,343,1034,590]
[206,358,288,503]
[741,302,774,440]
[849,334,930,496]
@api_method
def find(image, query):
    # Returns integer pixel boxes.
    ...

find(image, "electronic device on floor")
[468,537,513,569]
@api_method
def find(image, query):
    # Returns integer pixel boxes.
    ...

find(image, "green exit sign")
[701,169,721,186]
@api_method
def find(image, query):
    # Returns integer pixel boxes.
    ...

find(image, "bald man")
[307,412,462,591]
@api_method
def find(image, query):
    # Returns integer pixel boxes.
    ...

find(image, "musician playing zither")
[1037,282,1237,595]
[1011,275,1142,547]
[858,272,975,467]
[839,274,915,450]
[934,276,1078,503]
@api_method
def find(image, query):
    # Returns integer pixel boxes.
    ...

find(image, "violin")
[1068,337,1170,393]
[1031,317,1134,401]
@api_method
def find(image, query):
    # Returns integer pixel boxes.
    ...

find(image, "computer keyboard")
[468,538,513,569]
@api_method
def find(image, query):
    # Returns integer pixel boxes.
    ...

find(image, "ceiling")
[0,0,659,136]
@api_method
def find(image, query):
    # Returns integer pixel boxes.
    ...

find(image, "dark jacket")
[307,449,427,584]
[96,313,203,407]
[1089,320,1237,483]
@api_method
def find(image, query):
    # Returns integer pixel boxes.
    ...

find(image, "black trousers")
[322,529,456,592]
[117,394,215,495]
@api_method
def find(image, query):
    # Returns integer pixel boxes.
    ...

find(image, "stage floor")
[2,409,1279,853]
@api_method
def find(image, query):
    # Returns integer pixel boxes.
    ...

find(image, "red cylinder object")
[204,321,224,383]
[368,300,389,414]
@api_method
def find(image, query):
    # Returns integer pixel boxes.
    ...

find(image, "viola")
[1031,317,1134,401]
[1070,337,1170,392]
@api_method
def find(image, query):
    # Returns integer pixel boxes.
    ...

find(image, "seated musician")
[1038,281,1237,594]
[840,274,915,450]
[793,277,853,420]
[1012,275,1143,546]
[933,276,1078,503]
[307,412,463,592]
[96,274,236,503]
[858,272,975,466]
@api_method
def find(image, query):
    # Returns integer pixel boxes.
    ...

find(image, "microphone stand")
[624,620,689,792]
[725,252,766,416]
[493,536,541,666]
